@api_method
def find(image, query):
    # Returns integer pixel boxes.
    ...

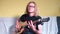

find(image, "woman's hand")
[28,20,42,34]
[28,20,36,31]
[15,20,20,32]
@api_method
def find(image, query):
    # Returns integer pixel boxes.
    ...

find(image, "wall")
[0,0,60,17]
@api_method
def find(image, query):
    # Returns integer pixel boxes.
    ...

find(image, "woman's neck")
[29,13,35,17]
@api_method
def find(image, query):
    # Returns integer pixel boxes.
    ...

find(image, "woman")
[16,1,43,34]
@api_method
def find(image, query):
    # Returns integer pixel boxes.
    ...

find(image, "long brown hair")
[25,1,39,16]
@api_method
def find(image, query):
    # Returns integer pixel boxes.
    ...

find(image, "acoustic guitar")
[16,17,50,34]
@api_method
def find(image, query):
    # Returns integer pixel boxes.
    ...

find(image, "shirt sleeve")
[19,14,27,22]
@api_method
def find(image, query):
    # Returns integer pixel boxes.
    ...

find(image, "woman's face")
[28,3,35,13]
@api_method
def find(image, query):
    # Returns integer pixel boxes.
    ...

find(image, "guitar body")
[16,21,27,34]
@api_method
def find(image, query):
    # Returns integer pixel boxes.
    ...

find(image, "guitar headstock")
[41,17,50,22]
[38,17,50,22]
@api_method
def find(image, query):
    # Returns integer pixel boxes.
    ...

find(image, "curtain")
[0,17,58,34]
[42,16,58,34]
